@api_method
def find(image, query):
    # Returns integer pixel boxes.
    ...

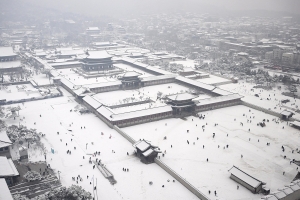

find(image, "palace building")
[81,51,114,72]
[166,93,197,115]
[118,71,142,89]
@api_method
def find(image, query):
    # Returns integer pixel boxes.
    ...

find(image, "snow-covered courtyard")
[123,105,300,199]
[3,89,198,200]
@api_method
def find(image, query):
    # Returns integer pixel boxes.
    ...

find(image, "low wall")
[0,93,62,105]
[196,100,242,113]
[241,101,283,118]
[155,158,208,200]
[212,80,233,86]
[113,125,136,144]
[109,99,153,109]
[0,81,31,86]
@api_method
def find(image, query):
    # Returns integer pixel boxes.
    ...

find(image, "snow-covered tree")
[6,125,41,143]
[33,185,92,200]
[13,194,30,200]
[24,171,42,182]
[0,119,6,132]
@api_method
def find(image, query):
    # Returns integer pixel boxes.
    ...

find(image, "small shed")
[228,166,264,194]
[133,139,161,164]
[281,110,294,120]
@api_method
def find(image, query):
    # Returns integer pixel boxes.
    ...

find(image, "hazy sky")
[4,0,300,18]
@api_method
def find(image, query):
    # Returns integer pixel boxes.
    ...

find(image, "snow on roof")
[0,46,16,57]
[261,195,278,200]
[97,106,114,119]
[146,66,174,75]
[0,131,12,148]
[212,88,233,96]
[289,183,300,191]
[0,61,21,69]
[121,71,142,78]
[176,76,216,91]
[272,191,286,198]
[110,106,173,121]
[50,61,81,67]
[0,156,19,176]
[228,166,262,188]
[197,94,242,106]
[60,77,74,89]
[86,51,112,59]
[86,81,122,89]
[60,49,85,56]
[0,178,13,200]
[83,95,102,109]
[167,93,197,101]
[291,121,300,127]
[142,148,154,157]
[133,140,151,152]
[281,110,293,116]
[141,74,177,82]
[280,187,293,195]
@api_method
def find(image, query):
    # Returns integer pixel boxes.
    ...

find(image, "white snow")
[2,88,198,200]
[123,105,300,200]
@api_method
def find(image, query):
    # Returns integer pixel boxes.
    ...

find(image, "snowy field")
[56,68,118,85]
[3,88,197,200]
[32,74,53,86]
[114,63,154,77]
[93,83,211,111]
[123,105,300,200]
[220,81,300,120]
[0,84,41,101]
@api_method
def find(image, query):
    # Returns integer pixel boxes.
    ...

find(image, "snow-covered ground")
[219,81,300,120]
[93,83,211,111]
[3,88,197,200]
[0,84,41,101]
[123,105,300,200]
[114,63,154,77]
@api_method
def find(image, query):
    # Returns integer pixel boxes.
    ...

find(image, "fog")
[2,0,300,18]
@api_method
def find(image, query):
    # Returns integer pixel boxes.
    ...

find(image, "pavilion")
[118,71,142,89]
[81,51,114,72]
[166,93,197,115]
[133,139,161,164]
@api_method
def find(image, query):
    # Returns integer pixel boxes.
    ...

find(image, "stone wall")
[155,158,209,200]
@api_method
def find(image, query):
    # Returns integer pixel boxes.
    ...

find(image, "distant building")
[0,46,17,62]
[0,131,13,158]
[273,48,287,60]
[282,52,294,65]
[86,27,100,35]
[265,51,273,60]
